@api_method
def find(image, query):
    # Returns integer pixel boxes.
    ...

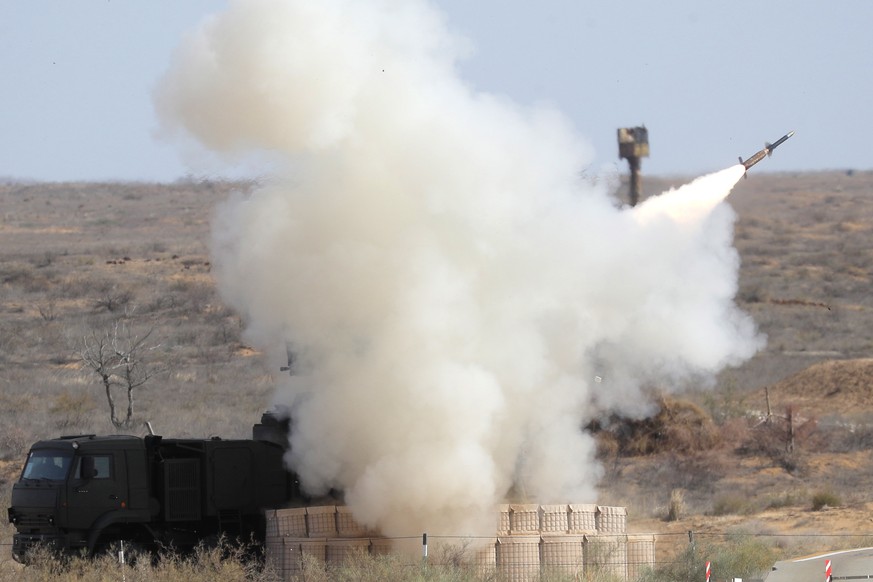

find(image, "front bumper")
[12,532,69,563]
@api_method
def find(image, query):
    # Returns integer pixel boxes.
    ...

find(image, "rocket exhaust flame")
[156,0,763,536]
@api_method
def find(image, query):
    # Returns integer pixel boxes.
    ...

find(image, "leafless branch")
[80,321,169,429]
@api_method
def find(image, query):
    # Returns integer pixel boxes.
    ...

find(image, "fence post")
[422,533,428,563]
[119,540,127,582]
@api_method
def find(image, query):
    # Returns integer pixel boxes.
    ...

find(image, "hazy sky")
[1,0,870,182]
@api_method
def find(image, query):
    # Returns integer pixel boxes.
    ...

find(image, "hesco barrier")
[627,534,656,580]
[541,535,585,577]
[595,504,628,534]
[569,503,598,533]
[265,504,654,582]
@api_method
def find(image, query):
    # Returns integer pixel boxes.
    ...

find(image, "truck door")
[66,451,127,532]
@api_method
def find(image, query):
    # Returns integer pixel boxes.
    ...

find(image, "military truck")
[7,412,301,562]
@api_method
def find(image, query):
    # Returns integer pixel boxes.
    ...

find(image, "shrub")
[638,536,775,582]
[0,262,37,286]
[819,422,873,453]
[595,396,720,457]
[711,494,755,516]
[49,390,97,429]
[764,492,801,510]
[93,287,135,313]
[811,490,841,511]
[0,426,29,462]
[36,300,58,322]
[666,489,685,521]
[168,279,215,313]
[737,413,814,476]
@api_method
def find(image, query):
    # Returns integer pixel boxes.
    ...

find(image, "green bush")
[811,490,841,511]
[638,536,775,582]
[711,494,755,516]
[764,491,801,510]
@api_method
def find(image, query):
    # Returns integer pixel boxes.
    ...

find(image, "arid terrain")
[608,170,873,562]
[2,170,873,567]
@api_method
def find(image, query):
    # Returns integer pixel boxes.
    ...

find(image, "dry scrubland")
[602,170,873,544]
[2,170,873,578]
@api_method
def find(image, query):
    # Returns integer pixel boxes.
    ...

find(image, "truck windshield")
[21,450,73,481]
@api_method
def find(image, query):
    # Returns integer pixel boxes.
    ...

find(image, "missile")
[738,130,795,175]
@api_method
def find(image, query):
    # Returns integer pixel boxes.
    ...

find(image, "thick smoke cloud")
[155,0,763,536]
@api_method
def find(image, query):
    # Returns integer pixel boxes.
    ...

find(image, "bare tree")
[80,321,168,429]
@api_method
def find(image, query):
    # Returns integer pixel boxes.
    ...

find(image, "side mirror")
[80,456,97,480]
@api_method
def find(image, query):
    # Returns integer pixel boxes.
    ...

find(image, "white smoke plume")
[155,0,763,536]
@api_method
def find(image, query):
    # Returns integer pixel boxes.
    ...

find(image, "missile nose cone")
[787,130,795,138]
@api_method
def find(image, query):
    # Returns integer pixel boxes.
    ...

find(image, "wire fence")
[5,530,873,581]
[263,530,873,582]
[8,531,873,544]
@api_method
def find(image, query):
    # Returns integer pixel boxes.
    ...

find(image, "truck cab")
[8,427,299,563]
[7,435,150,562]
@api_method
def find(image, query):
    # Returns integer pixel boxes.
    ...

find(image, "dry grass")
[0,540,278,582]
[0,181,274,446]
[0,538,640,582]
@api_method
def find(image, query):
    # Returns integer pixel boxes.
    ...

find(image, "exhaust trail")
[632,164,746,226]
[155,0,762,536]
